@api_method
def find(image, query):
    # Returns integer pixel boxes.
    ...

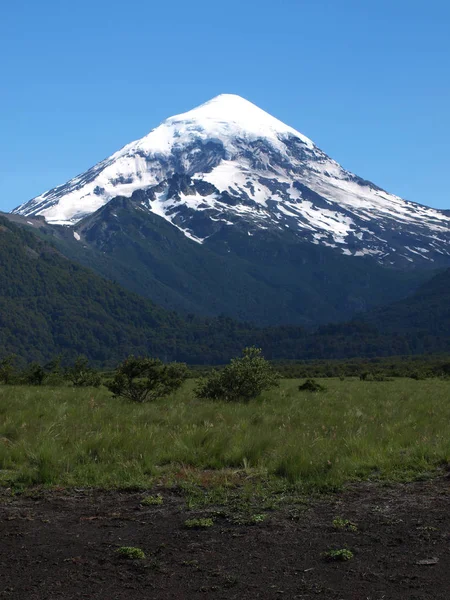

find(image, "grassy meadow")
[1,378,449,492]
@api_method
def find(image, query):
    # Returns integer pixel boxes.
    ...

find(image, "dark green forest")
[1,216,450,366]
[0,216,306,365]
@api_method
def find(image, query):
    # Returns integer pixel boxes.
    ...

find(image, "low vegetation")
[141,495,163,506]
[272,355,450,380]
[184,518,214,529]
[298,378,327,392]
[0,354,99,388]
[232,513,267,525]
[196,347,279,402]
[332,517,358,532]
[116,546,146,560]
[323,548,354,562]
[65,356,102,388]
[106,356,188,403]
[1,377,450,490]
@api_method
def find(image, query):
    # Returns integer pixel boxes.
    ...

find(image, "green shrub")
[106,356,188,402]
[359,372,373,381]
[298,378,326,392]
[24,362,46,386]
[360,372,391,382]
[373,374,391,382]
[65,356,101,387]
[196,347,279,402]
[410,372,426,380]
[117,546,146,559]
[43,355,65,386]
[0,354,18,385]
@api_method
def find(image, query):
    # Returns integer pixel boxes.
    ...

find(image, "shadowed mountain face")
[7,197,429,328]
[1,215,450,365]
[365,267,450,336]
[0,215,311,364]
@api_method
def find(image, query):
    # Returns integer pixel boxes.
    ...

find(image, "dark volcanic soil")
[1,478,449,599]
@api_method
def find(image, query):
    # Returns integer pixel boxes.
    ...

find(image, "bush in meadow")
[106,355,188,402]
[0,354,18,385]
[196,347,279,402]
[65,356,101,387]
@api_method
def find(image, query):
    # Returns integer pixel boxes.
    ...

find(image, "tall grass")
[1,379,449,489]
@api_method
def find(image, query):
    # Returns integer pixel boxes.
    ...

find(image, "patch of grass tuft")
[332,517,358,531]
[117,546,146,559]
[141,494,163,506]
[249,513,267,523]
[233,513,267,525]
[184,517,214,529]
[323,548,354,561]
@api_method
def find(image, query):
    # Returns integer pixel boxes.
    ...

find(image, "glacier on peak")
[135,93,315,154]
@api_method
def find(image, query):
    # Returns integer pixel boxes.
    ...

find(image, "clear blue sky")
[1,0,449,211]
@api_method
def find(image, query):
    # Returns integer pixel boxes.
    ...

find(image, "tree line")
[0,348,281,403]
[3,350,450,405]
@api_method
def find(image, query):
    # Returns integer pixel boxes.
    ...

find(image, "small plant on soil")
[323,548,354,562]
[141,495,163,506]
[250,513,267,523]
[332,517,358,532]
[233,513,267,525]
[184,518,214,529]
[117,546,146,559]
[298,378,327,392]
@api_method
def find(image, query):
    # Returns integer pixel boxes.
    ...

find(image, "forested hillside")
[364,268,450,350]
[5,195,430,329]
[1,216,449,366]
[0,217,308,364]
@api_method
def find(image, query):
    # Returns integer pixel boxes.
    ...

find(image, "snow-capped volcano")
[13,94,450,265]
[14,94,314,224]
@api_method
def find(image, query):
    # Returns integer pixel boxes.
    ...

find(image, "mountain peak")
[171,93,314,146]
[12,94,450,269]
[13,94,315,225]
[133,93,315,156]
[181,93,256,112]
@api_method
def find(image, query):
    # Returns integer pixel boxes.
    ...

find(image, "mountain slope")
[300,268,450,359]
[365,268,450,339]
[1,216,449,365]
[317,266,450,357]
[0,216,181,364]
[14,94,450,268]
[6,201,429,328]
[0,215,312,364]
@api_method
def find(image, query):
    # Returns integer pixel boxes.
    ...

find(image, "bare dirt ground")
[1,477,449,599]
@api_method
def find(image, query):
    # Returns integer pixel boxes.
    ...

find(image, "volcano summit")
[14,94,450,266]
